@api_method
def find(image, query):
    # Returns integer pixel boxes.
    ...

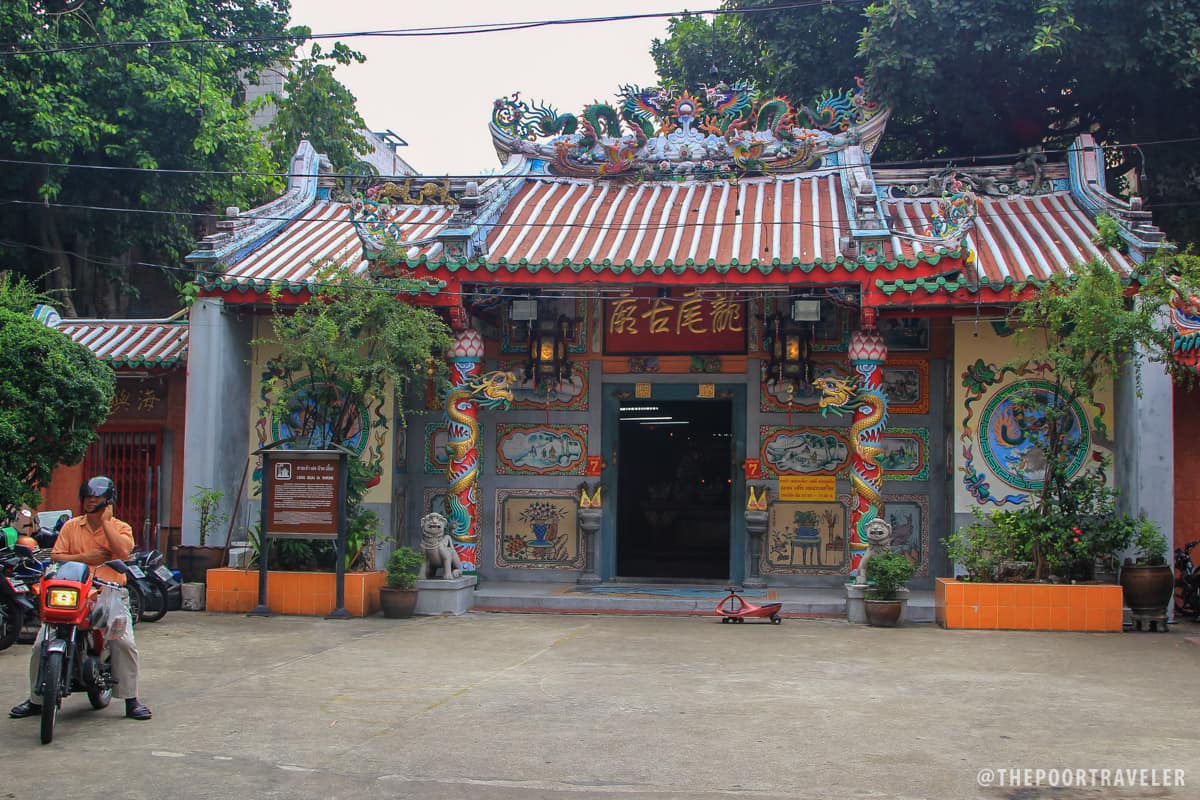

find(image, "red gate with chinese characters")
[82,428,161,551]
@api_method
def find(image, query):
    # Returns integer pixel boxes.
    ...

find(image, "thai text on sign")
[777,475,837,502]
[265,454,342,538]
[604,290,746,354]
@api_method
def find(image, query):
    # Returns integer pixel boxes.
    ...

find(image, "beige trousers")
[28,590,139,701]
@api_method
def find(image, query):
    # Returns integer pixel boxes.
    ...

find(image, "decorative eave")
[55,316,189,371]
[185,141,328,269]
[1067,134,1168,261]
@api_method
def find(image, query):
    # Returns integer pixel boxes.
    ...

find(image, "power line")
[4,181,1195,239]
[0,1,861,58]
[0,136,1192,184]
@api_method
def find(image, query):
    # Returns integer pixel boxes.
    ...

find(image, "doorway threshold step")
[471,580,936,621]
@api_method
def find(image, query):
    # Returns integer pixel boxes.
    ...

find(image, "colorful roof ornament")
[491,79,888,179]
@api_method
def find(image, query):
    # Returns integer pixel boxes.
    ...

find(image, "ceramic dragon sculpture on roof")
[491,78,888,180]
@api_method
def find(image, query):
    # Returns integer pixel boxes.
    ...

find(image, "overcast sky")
[286,1,678,176]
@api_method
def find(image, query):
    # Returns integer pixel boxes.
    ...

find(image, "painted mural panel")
[496,424,588,475]
[423,424,450,474]
[763,501,849,574]
[882,494,930,577]
[422,487,450,520]
[760,359,850,412]
[878,317,930,351]
[880,427,929,481]
[881,358,930,415]
[496,490,582,569]
[953,321,1114,513]
[760,426,851,476]
[499,360,589,410]
[501,297,589,354]
[248,336,392,504]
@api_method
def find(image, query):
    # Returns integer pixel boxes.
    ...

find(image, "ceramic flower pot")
[864,598,903,627]
[1119,564,1174,616]
[379,586,418,619]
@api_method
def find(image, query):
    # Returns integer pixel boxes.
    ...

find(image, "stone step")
[470,581,936,623]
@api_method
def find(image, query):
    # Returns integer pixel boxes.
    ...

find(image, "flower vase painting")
[496,491,582,569]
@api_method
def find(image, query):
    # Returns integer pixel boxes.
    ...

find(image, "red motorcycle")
[32,559,130,744]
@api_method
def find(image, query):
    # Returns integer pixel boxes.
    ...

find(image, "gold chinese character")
[609,299,640,335]
[111,388,131,412]
[640,298,674,334]
[710,293,744,333]
[676,296,707,334]
[137,389,160,412]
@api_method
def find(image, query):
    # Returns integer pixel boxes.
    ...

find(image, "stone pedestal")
[181,582,206,611]
[415,575,477,616]
[577,508,602,585]
[744,509,769,589]
[846,584,908,624]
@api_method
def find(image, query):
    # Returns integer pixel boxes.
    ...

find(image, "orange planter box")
[935,577,1122,632]
[205,568,386,617]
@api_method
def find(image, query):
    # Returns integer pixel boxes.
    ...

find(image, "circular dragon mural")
[271,378,370,455]
[978,380,1090,491]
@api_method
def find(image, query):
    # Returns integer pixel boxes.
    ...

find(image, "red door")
[82,429,161,551]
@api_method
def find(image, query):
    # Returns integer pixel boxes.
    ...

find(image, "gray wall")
[180,298,253,546]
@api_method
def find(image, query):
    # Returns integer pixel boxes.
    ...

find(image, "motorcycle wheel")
[88,681,112,709]
[0,596,22,651]
[126,583,144,624]
[138,582,169,623]
[40,651,62,745]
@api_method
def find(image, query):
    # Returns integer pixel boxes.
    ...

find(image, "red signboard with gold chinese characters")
[603,289,746,355]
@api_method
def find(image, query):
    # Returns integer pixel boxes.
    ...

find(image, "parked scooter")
[1175,540,1200,622]
[31,558,132,744]
[0,544,40,651]
[125,549,177,622]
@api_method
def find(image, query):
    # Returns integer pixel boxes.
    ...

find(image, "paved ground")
[3,611,1200,800]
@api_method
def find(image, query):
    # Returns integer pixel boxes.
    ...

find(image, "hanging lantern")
[762,310,814,391]
[525,314,574,386]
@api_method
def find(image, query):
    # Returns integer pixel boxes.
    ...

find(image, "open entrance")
[616,399,733,579]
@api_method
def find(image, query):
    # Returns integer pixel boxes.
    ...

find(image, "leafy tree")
[265,42,370,174]
[1004,252,1200,577]
[252,258,453,571]
[0,1,301,317]
[654,0,1200,240]
[254,258,453,458]
[0,274,115,509]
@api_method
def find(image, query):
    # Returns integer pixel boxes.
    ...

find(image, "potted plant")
[176,487,228,583]
[864,551,916,627]
[1119,517,1173,627]
[380,546,423,619]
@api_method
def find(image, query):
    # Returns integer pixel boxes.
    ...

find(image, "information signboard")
[264,452,342,539]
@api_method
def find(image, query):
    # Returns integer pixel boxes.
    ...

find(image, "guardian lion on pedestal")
[419,512,462,579]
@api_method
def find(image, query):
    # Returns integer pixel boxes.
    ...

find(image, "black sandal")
[125,701,152,721]
[9,700,42,718]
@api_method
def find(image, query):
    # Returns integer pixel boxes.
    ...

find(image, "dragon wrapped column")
[444,330,486,573]
[846,328,889,571]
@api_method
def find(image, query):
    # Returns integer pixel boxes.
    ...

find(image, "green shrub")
[385,546,423,589]
[865,551,916,600]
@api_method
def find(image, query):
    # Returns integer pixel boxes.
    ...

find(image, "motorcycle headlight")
[46,588,80,608]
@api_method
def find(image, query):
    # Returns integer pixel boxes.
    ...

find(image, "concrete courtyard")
[3,610,1199,799]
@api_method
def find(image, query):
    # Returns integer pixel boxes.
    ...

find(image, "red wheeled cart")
[715,587,783,624]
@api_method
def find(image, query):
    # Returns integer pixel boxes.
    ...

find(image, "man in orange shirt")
[9,477,152,721]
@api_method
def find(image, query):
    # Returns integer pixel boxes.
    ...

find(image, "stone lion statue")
[419,512,462,580]
[855,517,893,586]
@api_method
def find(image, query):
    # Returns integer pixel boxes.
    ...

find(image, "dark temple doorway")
[617,399,733,579]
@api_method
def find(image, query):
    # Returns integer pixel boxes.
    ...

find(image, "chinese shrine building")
[37,314,189,554]
[181,81,1174,590]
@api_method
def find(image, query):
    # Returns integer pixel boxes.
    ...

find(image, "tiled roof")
[485,175,849,268]
[56,319,188,369]
[885,191,1133,285]
[205,200,453,291]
